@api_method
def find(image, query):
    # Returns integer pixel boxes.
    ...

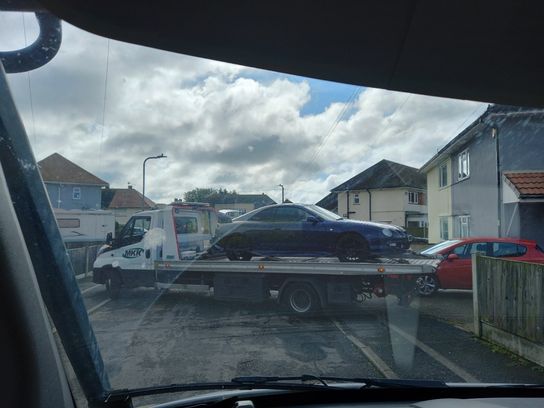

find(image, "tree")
[183,188,217,203]
[183,187,239,204]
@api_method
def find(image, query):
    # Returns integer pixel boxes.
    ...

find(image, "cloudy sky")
[1,13,488,204]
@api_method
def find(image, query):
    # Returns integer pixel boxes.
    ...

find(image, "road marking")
[87,299,111,315]
[51,297,110,334]
[332,318,398,379]
[389,324,478,383]
[81,284,101,294]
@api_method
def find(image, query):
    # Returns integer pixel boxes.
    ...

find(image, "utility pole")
[142,153,167,210]
[278,184,285,203]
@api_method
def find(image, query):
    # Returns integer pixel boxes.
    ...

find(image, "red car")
[416,237,544,296]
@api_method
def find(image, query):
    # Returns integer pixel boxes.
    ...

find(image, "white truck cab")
[93,203,217,296]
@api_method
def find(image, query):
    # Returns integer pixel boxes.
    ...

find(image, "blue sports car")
[213,203,411,261]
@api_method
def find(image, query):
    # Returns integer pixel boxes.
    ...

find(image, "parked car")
[212,203,410,261]
[416,237,544,295]
[219,209,245,219]
[217,212,233,224]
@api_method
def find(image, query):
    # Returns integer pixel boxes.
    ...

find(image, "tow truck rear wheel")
[105,269,121,299]
[282,283,320,315]
[337,234,369,262]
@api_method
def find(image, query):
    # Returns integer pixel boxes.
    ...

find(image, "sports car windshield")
[307,204,343,220]
[2,10,544,408]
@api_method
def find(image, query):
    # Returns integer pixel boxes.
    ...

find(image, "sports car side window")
[274,207,308,222]
[249,208,276,222]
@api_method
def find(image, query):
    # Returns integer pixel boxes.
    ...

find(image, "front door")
[112,216,152,270]
[439,242,489,289]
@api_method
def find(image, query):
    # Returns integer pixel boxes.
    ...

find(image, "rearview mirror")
[447,253,459,261]
[306,216,320,224]
[106,232,113,245]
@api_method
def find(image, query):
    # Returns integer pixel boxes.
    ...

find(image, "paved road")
[77,278,544,399]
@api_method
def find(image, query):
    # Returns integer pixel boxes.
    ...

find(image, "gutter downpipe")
[493,125,501,237]
[346,190,350,219]
[366,189,372,221]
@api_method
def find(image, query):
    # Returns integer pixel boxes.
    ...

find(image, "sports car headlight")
[382,229,393,237]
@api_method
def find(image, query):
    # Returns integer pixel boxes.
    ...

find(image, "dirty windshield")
[2,11,544,407]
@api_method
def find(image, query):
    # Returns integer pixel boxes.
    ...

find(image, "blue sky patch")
[244,70,363,116]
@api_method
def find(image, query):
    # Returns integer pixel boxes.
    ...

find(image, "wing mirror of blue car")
[306,216,320,224]
[447,253,459,261]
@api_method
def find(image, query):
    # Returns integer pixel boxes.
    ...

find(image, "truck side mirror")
[145,249,151,259]
[447,253,459,261]
[106,232,113,245]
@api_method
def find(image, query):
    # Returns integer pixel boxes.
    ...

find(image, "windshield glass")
[420,240,462,255]
[309,204,343,220]
[3,10,544,408]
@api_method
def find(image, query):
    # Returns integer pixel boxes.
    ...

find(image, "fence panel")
[66,244,101,277]
[476,255,544,344]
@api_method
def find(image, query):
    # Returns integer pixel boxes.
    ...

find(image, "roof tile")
[331,159,426,192]
[38,153,108,186]
[104,188,155,209]
[504,172,544,197]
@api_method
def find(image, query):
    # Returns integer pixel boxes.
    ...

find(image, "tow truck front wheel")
[105,269,122,299]
[282,283,320,315]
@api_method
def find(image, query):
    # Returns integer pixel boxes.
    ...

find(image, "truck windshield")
[2,9,544,408]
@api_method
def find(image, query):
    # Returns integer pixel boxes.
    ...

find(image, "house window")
[439,163,448,187]
[72,187,81,200]
[439,217,449,240]
[353,193,360,205]
[458,150,470,181]
[408,191,419,204]
[459,215,470,238]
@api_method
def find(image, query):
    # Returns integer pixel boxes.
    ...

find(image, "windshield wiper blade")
[105,376,448,403]
[106,379,336,402]
[231,375,448,389]
[232,375,331,387]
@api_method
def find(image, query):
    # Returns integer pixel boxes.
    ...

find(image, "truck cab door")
[109,216,152,270]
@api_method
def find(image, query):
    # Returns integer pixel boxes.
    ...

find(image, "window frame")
[457,149,470,181]
[353,193,360,205]
[72,186,81,200]
[408,191,419,204]
[439,217,449,240]
[57,218,80,229]
[458,215,470,238]
[439,162,448,188]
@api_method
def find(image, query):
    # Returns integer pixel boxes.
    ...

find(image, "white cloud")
[2,15,487,205]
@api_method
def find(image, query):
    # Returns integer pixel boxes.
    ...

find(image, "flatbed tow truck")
[93,204,439,314]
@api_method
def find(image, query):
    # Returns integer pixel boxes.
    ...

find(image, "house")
[421,105,544,245]
[101,185,156,226]
[322,159,427,233]
[212,193,276,214]
[315,192,338,213]
[38,153,108,210]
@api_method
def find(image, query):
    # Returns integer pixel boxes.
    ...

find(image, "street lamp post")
[142,153,167,210]
[278,184,285,203]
